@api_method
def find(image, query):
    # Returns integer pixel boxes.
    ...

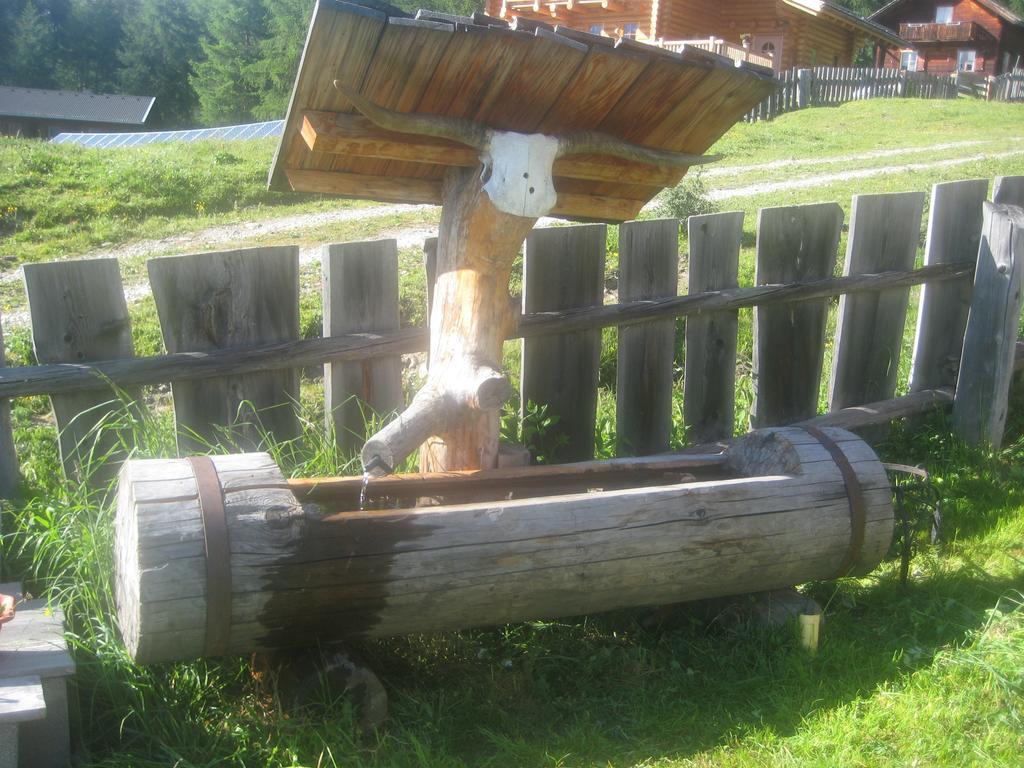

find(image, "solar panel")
[50,120,285,147]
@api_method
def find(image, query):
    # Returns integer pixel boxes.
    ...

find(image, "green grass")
[3,96,1024,766]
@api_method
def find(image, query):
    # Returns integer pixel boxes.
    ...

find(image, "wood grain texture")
[22,258,136,483]
[993,175,1024,207]
[115,428,893,664]
[909,179,988,392]
[684,211,743,443]
[323,240,403,453]
[953,202,1024,449]
[616,219,678,456]
[753,203,843,427]
[0,312,18,498]
[829,191,925,410]
[522,224,606,462]
[147,247,300,453]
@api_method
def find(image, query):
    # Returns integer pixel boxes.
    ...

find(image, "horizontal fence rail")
[1,176,1023,497]
[0,262,975,400]
[991,71,1024,102]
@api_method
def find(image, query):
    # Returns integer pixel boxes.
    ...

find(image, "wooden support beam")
[300,111,682,187]
[284,168,644,222]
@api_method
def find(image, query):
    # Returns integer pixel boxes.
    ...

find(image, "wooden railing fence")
[991,71,1024,102]
[746,66,958,122]
[0,176,1022,497]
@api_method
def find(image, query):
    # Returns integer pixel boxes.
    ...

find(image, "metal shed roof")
[270,0,777,222]
[0,86,155,125]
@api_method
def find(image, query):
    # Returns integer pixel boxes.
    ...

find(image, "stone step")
[0,583,74,768]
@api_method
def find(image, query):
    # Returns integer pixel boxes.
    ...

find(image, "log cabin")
[870,0,1024,74]
[486,0,907,72]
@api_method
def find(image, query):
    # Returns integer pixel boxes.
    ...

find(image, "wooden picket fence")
[991,71,1024,102]
[746,66,958,122]
[1,176,1023,497]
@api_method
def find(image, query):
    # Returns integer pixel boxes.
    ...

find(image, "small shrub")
[656,169,718,220]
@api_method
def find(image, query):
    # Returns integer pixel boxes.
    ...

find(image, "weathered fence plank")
[0,312,17,498]
[953,203,1024,449]
[684,210,743,442]
[829,191,925,411]
[616,219,678,456]
[993,175,1024,207]
[522,224,605,462]
[323,240,403,453]
[909,179,988,392]
[753,203,843,426]
[22,259,135,482]
[148,247,300,453]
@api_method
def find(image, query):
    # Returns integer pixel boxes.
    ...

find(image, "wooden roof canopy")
[270,0,777,222]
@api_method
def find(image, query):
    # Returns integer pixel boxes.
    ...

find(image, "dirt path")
[708,148,1024,201]
[3,141,1020,333]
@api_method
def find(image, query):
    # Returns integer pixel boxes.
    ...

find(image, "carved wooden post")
[341,85,720,475]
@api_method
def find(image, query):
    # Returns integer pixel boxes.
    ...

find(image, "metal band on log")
[115,427,894,663]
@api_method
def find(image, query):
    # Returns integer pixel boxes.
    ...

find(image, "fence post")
[23,258,136,486]
[0,312,17,499]
[615,220,678,456]
[830,192,926,416]
[993,175,1024,207]
[323,239,403,453]
[148,246,301,454]
[909,179,988,392]
[522,224,606,462]
[952,203,1024,449]
[797,68,812,108]
[752,202,844,427]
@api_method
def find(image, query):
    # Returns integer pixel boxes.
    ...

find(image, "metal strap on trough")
[800,425,866,577]
[187,456,231,657]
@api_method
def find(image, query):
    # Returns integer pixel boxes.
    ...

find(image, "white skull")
[480,131,560,219]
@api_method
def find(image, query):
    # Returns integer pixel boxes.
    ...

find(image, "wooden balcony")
[899,21,984,43]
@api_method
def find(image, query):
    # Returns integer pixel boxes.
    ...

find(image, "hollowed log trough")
[115,426,893,663]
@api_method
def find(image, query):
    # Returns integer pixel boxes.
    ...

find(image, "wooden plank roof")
[270,0,777,222]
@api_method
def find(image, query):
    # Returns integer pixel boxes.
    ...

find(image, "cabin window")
[589,24,603,35]
[622,23,639,40]
[935,5,953,23]
[900,50,919,71]
[958,49,976,71]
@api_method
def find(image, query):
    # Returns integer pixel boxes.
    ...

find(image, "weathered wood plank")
[909,179,988,392]
[22,259,136,483]
[952,202,1024,449]
[147,247,300,453]
[0,262,976,401]
[684,211,743,442]
[0,312,18,498]
[522,224,606,462]
[993,175,1024,207]
[323,240,403,453]
[829,191,925,411]
[753,203,843,427]
[115,428,893,662]
[616,219,678,456]
[0,677,46,724]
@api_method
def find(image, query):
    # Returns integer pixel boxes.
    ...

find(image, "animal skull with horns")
[335,81,720,218]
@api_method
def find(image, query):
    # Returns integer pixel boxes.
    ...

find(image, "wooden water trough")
[115,426,893,663]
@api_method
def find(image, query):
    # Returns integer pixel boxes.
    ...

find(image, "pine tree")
[251,0,312,120]
[8,1,58,88]
[190,0,267,125]
[119,0,202,127]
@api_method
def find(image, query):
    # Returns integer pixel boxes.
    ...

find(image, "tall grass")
[2,376,1024,766]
